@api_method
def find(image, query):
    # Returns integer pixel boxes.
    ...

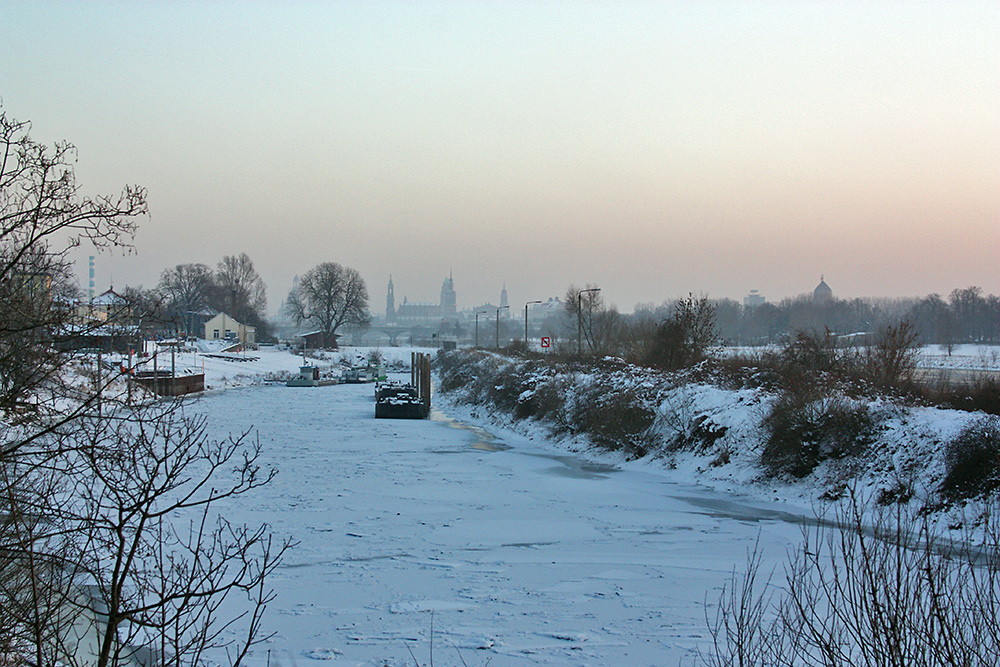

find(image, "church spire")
[386,276,396,320]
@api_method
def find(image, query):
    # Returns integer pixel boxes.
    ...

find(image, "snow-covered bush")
[438,350,658,457]
[437,348,1000,510]
[941,415,1000,502]
[761,392,880,479]
[569,382,657,458]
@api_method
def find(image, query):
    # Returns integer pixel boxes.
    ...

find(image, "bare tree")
[67,401,292,667]
[1,397,290,667]
[157,264,215,335]
[0,111,144,280]
[950,286,986,343]
[644,294,719,370]
[213,254,267,332]
[1,109,287,667]
[564,284,604,355]
[284,262,369,348]
[1,108,145,415]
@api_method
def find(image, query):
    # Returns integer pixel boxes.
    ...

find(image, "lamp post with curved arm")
[524,300,542,349]
[577,287,601,357]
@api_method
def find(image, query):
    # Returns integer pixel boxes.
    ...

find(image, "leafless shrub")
[702,495,1000,667]
[657,385,697,451]
[644,294,720,371]
[863,319,921,388]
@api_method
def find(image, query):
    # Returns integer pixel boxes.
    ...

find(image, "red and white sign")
[540,336,551,348]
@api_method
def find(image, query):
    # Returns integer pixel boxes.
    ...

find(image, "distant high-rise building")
[744,290,765,308]
[500,283,509,314]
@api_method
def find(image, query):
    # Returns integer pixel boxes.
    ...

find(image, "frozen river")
[193,378,810,666]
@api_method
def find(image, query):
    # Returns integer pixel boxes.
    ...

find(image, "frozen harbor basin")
[193,378,809,666]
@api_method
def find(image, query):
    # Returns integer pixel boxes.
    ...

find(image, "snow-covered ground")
[728,343,1000,376]
[127,343,996,666]
[148,347,817,666]
[102,342,434,391]
[916,344,1000,372]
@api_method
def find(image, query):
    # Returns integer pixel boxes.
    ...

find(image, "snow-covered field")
[917,344,1000,371]
[172,348,816,666]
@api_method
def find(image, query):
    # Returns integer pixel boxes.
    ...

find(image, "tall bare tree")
[213,254,267,331]
[157,263,215,335]
[284,262,369,348]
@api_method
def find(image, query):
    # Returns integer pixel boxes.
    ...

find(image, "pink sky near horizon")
[1,1,996,313]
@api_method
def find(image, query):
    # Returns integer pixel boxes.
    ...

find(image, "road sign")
[540,336,551,348]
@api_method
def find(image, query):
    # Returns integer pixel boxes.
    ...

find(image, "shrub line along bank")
[436,349,1000,516]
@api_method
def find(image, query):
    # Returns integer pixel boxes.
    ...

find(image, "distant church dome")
[814,276,833,303]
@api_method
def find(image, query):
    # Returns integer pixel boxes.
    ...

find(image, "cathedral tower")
[386,276,396,321]
[440,271,457,317]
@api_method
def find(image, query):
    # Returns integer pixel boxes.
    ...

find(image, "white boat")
[286,365,333,387]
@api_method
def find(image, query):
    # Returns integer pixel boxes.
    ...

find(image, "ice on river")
[190,377,811,666]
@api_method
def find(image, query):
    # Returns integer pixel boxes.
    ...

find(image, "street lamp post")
[496,305,509,349]
[475,311,489,348]
[524,300,542,349]
[577,288,601,357]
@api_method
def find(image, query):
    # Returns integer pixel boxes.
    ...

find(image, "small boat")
[286,365,337,387]
[344,365,379,383]
[286,365,320,386]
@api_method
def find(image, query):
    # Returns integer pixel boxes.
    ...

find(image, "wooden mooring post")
[411,351,432,417]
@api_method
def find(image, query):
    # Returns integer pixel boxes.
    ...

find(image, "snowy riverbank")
[139,342,1000,518]
[106,342,998,664]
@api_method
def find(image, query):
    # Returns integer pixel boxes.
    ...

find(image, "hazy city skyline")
[2,1,997,314]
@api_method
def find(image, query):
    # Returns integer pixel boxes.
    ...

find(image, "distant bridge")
[350,324,441,346]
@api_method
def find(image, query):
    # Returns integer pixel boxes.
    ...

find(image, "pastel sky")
[2,1,997,313]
